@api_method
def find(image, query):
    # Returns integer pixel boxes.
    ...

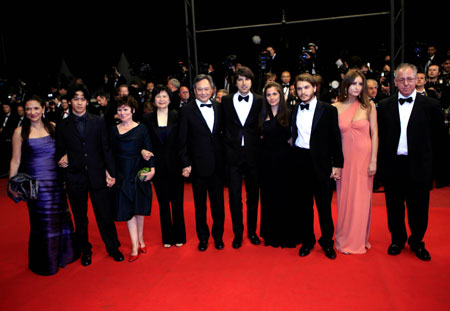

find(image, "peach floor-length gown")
[335,100,373,254]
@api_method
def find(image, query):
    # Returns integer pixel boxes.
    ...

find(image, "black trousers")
[292,147,335,249]
[153,173,186,245]
[191,171,225,242]
[384,156,430,249]
[227,148,259,237]
[66,172,120,255]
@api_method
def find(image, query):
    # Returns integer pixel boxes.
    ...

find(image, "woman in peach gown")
[332,69,378,254]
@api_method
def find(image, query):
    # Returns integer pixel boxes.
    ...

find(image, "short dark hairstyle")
[68,85,90,101]
[294,73,316,88]
[235,66,255,84]
[151,84,173,103]
[193,74,215,89]
[116,95,137,111]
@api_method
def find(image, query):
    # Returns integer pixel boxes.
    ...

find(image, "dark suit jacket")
[291,100,344,181]
[143,110,182,176]
[0,113,18,141]
[377,93,445,189]
[55,113,116,189]
[221,93,263,167]
[178,100,224,177]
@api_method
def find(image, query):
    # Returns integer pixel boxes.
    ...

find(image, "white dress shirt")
[295,96,318,149]
[196,99,214,133]
[397,90,417,155]
[233,92,253,146]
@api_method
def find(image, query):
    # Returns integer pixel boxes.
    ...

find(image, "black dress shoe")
[232,236,242,249]
[387,243,403,255]
[109,249,124,262]
[81,253,92,266]
[299,245,312,257]
[323,247,337,259]
[248,234,261,245]
[214,239,224,250]
[413,247,431,261]
[198,240,208,251]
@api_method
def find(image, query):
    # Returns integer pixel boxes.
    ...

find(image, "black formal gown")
[259,112,300,248]
[110,124,155,221]
[21,135,79,275]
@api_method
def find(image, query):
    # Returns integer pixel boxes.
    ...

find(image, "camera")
[223,55,237,75]
[259,50,270,71]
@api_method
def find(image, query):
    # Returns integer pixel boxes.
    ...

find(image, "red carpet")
[0,177,449,311]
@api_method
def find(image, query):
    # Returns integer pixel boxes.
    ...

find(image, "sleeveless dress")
[259,112,300,248]
[110,124,154,221]
[335,101,373,254]
[21,135,78,275]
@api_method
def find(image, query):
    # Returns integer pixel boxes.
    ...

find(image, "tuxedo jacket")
[377,93,445,188]
[55,113,116,189]
[291,100,343,181]
[143,110,182,176]
[221,92,263,167]
[178,100,224,177]
[0,113,18,140]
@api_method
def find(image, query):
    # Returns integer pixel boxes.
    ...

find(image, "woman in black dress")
[110,96,155,262]
[143,85,186,248]
[259,82,300,248]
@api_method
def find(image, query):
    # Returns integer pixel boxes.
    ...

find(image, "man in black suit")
[0,101,17,176]
[56,86,123,266]
[291,73,343,260]
[178,74,225,251]
[221,66,263,249]
[378,63,445,261]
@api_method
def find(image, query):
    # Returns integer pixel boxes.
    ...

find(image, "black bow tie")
[282,84,289,88]
[300,103,310,110]
[200,103,212,108]
[399,97,413,105]
[238,95,249,102]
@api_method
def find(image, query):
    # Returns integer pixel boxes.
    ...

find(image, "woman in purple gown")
[9,95,78,275]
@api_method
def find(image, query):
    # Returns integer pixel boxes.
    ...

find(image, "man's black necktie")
[300,103,309,110]
[399,97,413,105]
[238,95,249,102]
[200,103,212,108]
[73,114,86,136]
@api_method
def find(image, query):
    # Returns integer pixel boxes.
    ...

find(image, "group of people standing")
[8,62,444,276]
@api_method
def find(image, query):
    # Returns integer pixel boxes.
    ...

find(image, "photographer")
[104,67,127,95]
[299,43,320,75]
[426,64,445,100]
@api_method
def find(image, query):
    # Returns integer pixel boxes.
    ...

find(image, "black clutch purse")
[7,173,40,203]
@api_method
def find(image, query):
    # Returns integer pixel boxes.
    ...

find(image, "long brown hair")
[259,82,290,130]
[21,95,55,140]
[338,69,371,110]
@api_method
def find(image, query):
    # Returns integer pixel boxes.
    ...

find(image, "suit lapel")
[192,102,210,131]
[311,100,325,134]
[150,112,162,144]
[67,115,83,141]
[244,94,257,127]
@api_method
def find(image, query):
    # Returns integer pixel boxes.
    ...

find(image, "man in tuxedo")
[221,66,263,249]
[0,101,17,176]
[178,74,225,251]
[292,73,343,260]
[56,86,123,266]
[378,63,445,261]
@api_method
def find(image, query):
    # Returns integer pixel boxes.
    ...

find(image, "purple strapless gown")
[21,135,79,275]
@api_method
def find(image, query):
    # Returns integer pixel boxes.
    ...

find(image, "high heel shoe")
[138,246,147,254]
[128,253,139,262]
